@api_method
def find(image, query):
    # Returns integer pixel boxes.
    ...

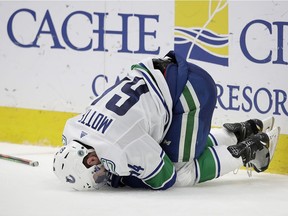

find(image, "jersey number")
[106,77,149,116]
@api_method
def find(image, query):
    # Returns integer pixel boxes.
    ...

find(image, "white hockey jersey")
[63,58,176,189]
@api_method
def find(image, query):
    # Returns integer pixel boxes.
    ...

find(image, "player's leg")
[191,128,242,184]
[228,126,280,173]
[174,143,242,186]
[175,125,280,186]
[223,116,274,143]
[159,54,217,163]
[161,58,217,162]
[208,117,274,148]
[193,118,276,183]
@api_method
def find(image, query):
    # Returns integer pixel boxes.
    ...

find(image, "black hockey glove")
[106,172,125,188]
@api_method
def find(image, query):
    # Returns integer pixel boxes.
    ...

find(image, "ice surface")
[1,142,288,216]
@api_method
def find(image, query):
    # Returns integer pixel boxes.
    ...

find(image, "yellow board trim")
[0,106,287,174]
[0,106,77,146]
[266,134,288,175]
[175,0,228,33]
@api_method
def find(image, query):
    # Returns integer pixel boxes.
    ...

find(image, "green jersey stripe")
[182,84,196,110]
[179,82,200,161]
[178,94,188,161]
[206,135,214,148]
[144,154,175,189]
[183,111,195,161]
[131,64,149,73]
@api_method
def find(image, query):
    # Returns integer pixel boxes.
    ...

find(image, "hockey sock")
[175,128,244,186]
[208,128,238,147]
[194,129,242,184]
[195,145,242,184]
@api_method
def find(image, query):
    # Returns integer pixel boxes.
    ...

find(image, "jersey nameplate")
[78,109,114,134]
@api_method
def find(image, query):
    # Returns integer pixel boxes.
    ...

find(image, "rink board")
[0,106,287,175]
[0,1,287,174]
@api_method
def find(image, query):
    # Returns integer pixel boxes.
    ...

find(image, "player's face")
[86,151,101,166]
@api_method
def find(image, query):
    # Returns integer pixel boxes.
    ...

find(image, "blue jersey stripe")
[209,132,218,146]
[133,67,171,132]
[143,150,165,180]
[210,146,221,178]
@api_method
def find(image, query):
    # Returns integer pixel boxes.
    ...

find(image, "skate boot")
[223,117,274,143]
[152,51,177,75]
[152,57,174,75]
[249,127,280,172]
[227,132,269,166]
[227,127,280,173]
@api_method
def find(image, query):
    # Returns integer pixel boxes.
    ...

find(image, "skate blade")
[261,116,274,133]
[267,126,280,160]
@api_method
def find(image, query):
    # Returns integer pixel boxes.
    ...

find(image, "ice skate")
[227,132,269,165]
[223,116,274,143]
[152,51,177,74]
[228,126,280,173]
[261,116,275,133]
[152,57,174,74]
[249,126,280,173]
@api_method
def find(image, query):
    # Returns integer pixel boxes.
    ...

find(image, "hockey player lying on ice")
[53,51,280,190]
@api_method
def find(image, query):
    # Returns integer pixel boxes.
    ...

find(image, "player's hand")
[106,172,125,188]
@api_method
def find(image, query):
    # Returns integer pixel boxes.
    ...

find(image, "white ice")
[1,142,288,216]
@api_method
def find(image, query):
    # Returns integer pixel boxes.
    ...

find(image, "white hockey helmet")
[53,141,107,190]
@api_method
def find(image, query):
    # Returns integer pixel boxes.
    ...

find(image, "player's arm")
[122,134,177,190]
[126,150,176,190]
[107,149,176,190]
